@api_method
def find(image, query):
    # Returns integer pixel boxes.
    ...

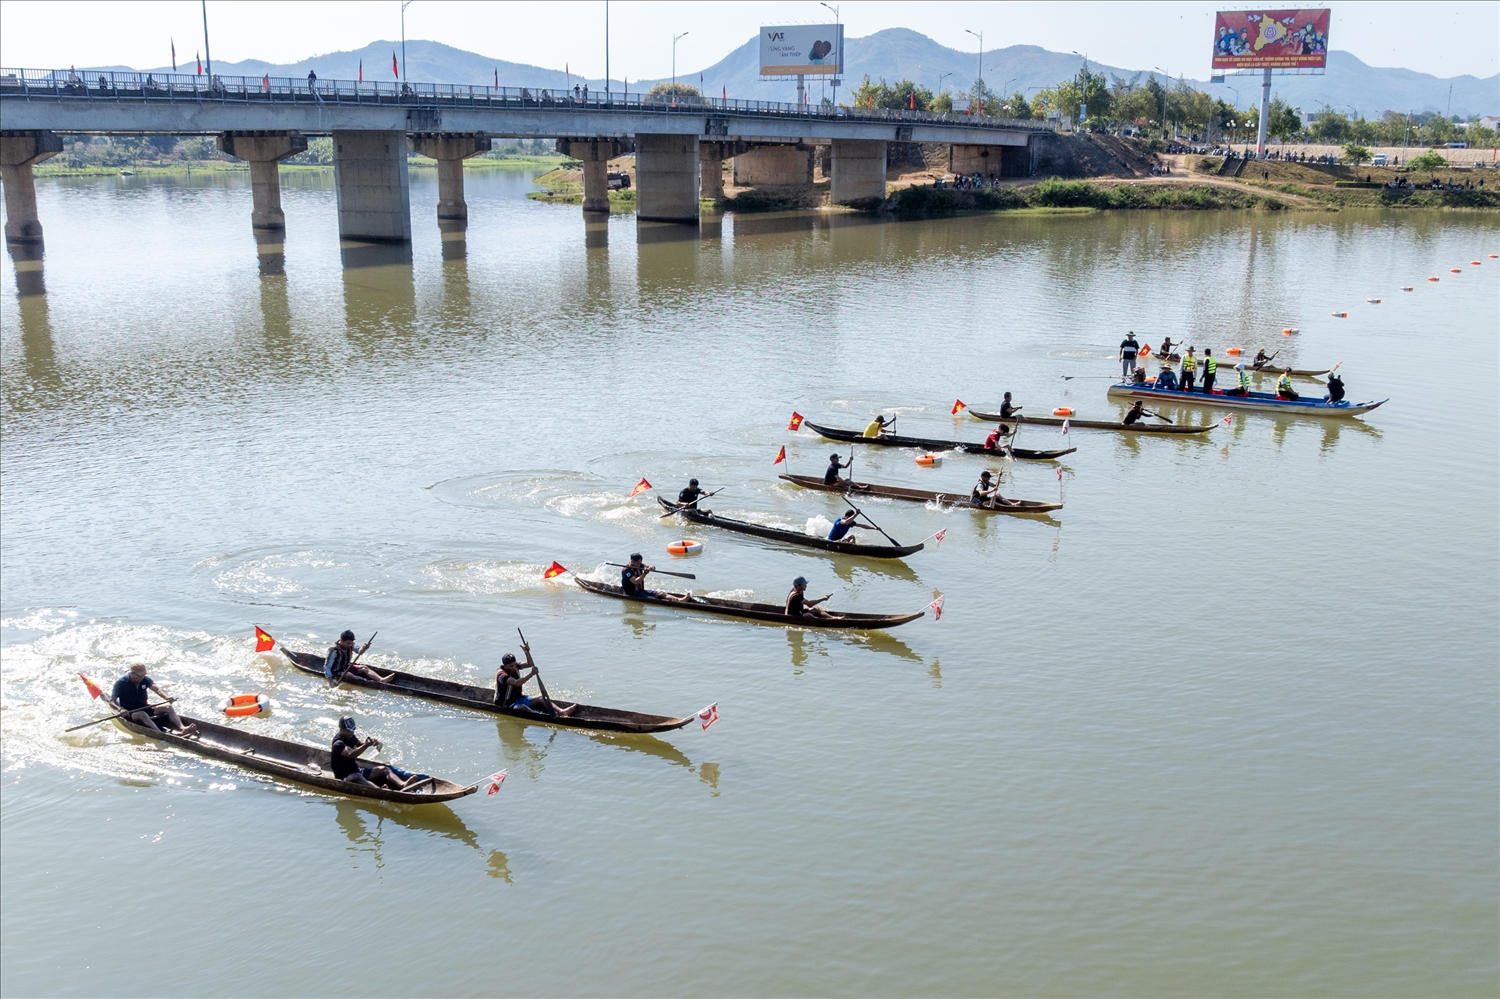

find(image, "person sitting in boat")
[677,478,710,512]
[1276,367,1300,401]
[1325,372,1346,404]
[998,392,1022,418]
[621,554,692,603]
[1158,336,1177,358]
[110,662,199,737]
[1225,363,1252,396]
[495,640,577,717]
[1179,347,1197,392]
[1130,366,1147,384]
[331,717,414,791]
[862,415,894,438]
[824,453,854,486]
[827,510,878,544]
[785,576,841,619]
[1252,348,1273,369]
[1155,366,1179,390]
[970,470,1019,508]
[1122,400,1147,426]
[982,426,1012,453]
[324,630,395,686]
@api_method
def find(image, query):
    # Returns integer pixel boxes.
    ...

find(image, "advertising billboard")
[1212,9,1329,70]
[759,24,844,77]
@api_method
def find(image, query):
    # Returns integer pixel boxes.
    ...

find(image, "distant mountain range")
[108,27,1497,119]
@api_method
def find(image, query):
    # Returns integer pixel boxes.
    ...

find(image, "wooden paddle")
[658,488,722,518]
[604,562,696,580]
[1142,409,1174,424]
[516,628,573,717]
[843,500,903,548]
[67,700,172,733]
[334,631,377,689]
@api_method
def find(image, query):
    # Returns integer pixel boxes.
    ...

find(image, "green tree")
[1342,143,1371,166]
[645,82,701,99]
[1310,107,1351,143]
[930,91,953,113]
[1407,151,1447,172]
[994,90,1031,119]
[1267,97,1302,140]
[850,74,932,110]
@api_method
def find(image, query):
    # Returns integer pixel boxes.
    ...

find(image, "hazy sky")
[1,0,1496,81]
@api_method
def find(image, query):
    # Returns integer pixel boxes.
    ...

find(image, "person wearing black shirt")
[330,717,411,789]
[998,392,1022,418]
[677,479,707,508]
[495,638,577,716]
[110,662,197,736]
[620,554,691,602]
[324,630,395,686]
[824,453,852,486]
[785,576,840,619]
[1119,332,1140,380]
[1325,373,1346,403]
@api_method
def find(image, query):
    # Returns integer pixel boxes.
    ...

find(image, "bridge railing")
[0,68,1054,133]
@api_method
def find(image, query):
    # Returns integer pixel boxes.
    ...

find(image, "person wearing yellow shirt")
[862,415,895,438]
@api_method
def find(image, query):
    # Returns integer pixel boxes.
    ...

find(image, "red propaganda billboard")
[1212,9,1330,70]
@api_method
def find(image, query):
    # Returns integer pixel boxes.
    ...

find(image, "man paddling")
[785,576,842,620]
[1276,367,1300,400]
[495,638,577,717]
[325,630,394,686]
[331,717,414,791]
[620,554,691,603]
[862,414,895,438]
[970,470,1020,508]
[110,662,198,737]
[1122,400,1147,426]
[982,425,1013,453]
[1158,336,1178,359]
[1179,346,1198,392]
[1252,348,1274,369]
[998,392,1022,418]
[827,509,879,545]
[677,478,712,512]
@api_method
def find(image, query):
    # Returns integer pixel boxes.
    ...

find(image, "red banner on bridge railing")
[1212,9,1329,70]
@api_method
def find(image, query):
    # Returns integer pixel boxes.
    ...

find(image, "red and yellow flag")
[788,412,804,431]
[78,673,104,700]
[254,626,276,652]
[392,51,399,77]
[629,477,651,498]
[773,445,786,465]
[543,561,569,579]
[951,399,966,415]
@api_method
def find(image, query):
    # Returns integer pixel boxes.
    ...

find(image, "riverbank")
[527,165,640,212]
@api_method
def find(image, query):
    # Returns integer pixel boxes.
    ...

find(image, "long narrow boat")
[966,410,1214,435]
[281,649,692,734]
[657,497,924,559]
[575,576,924,630]
[1105,382,1386,418]
[109,707,477,803]
[778,473,1063,515]
[804,421,1077,460]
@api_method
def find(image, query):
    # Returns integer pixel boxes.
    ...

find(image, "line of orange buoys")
[1328,251,1495,314]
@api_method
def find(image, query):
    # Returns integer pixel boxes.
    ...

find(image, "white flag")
[1061,419,1070,435]
[933,528,947,547]
[485,770,508,796]
[697,703,719,731]
[928,594,945,620]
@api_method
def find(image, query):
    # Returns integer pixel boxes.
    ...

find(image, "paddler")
[862,414,894,438]
[325,629,395,686]
[330,716,415,790]
[1201,349,1218,393]
[827,509,879,545]
[1122,400,1146,426]
[970,470,1019,508]
[620,553,691,603]
[1252,348,1273,369]
[495,638,577,717]
[1225,363,1252,396]
[1276,367,1300,400]
[1158,336,1178,358]
[110,662,199,737]
[999,392,1022,418]
[677,478,711,512]
[785,576,842,620]
[1179,346,1197,392]
[982,425,1012,453]
[1325,372,1346,403]
[824,453,854,486]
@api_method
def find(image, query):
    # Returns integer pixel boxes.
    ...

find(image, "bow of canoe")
[574,576,924,630]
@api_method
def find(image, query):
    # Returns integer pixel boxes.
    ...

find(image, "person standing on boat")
[325,630,395,686]
[1225,363,1252,396]
[621,554,692,603]
[999,392,1022,418]
[1276,367,1300,400]
[785,576,841,619]
[827,510,878,545]
[1325,372,1345,403]
[331,717,413,790]
[1201,349,1218,394]
[110,662,198,737]
[1119,332,1140,380]
[495,641,577,717]
[862,415,894,438]
[1179,347,1197,391]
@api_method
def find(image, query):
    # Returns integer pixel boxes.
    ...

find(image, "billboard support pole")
[797,74,805,107]
[1255,67,1272,158]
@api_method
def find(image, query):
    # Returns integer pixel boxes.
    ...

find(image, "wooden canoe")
[778,473,1062,514]
[109,707,477,803]
[281,649,692,734]
[575,576,924,630]
[966,411,1214,435]
[1105,382,1386,418]
[804,421,1076,460]
[657,496,924,558]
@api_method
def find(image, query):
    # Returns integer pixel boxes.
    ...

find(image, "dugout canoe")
[657,497,924,559]
[1105,382,1386,418]
[108,706,477,803]
[967,411,1214,435]
[574,576,924,630]
[281,649,692,734]
[804,421,1076,460]
[777,473,1063,515]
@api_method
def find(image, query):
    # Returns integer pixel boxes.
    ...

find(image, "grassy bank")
[888,179,1286,218]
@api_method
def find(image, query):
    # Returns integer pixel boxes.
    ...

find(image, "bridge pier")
[830,140,887,205]
[332,130,412,242]
[700,142,730,201]
[636,134,699,224]
[559,139,626,214]
[218,131,307,230]
[950,143,1031,178]
[409,133,491,224]
[1,130,64,244]
[732,144,813,187]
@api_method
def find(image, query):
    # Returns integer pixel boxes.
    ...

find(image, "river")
[2,166,1496,997]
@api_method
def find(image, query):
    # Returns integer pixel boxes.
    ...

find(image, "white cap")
[1236,363,1245,370]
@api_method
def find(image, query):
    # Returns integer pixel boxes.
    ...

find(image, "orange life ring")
[914,453,942,467]
[666,539,703,556]
[1226,347,1242,355]
[222,693,269,717]
[1052,407,1073,417]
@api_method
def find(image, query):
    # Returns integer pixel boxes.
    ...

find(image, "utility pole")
[401,1,413,82]
[201,0,212,78]
[672,31,688,95]
[605,0,610,95]
[965,28,983,91]
[820,3,840,107]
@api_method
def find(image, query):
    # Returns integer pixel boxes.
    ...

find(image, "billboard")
[1212,9,1329,70]
[759,24,844,77]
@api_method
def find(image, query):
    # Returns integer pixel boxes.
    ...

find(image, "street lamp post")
[820,3,840,107]
[964,28,983,92]
[201,0,212,79]
[401,1,413,83]
[937,71,953,96]
[672,31,688,96]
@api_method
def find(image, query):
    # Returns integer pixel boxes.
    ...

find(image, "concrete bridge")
[1,68,1054,249]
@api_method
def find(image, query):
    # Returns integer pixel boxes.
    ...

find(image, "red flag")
[261,74,269,92]
[543,561,569,579]
[358,59,363,82]
[1222,414,1234,426]
[254,626,276,652]
[79,673,104,700]
[196,53,202,75]
[1056,466,1063,481]
[697,703,719,731]
[951,399,966,415]
[773,445,786,465]
[392,51,399,78]
[788,412,804,431]
[485,769,508,796]
[629,477,651,498]
[933,528,947,547]
[722,86,727,101]
[171,39,177,72]
[927,594,945,620]
[909,92,915,109]
[494,68,499,87]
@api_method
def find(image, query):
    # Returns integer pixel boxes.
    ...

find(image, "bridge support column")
[332,130,412,242]
[2,130,64,245]
[830,139,887,205]
[409,133,491,224]
[559,140,626,214]
[700,142,728,201]
[218,131,308,230]
[636,134,699,224]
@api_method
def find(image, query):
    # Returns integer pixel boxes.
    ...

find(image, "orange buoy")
[1473,261,1482,266]
[1428,276,1440,281]
[1281,327,1299,335]
[1401,286,1414,291]
[1367,298,1381,304]
[222,693,270,717]
[666,539,703,556]
[1052,407,1073,417]
[1226,347,1242,355]
[914,453,942,467]
[1490,254,1498,259]
[1450,267,1461,273]
[1331,311,1347,317]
